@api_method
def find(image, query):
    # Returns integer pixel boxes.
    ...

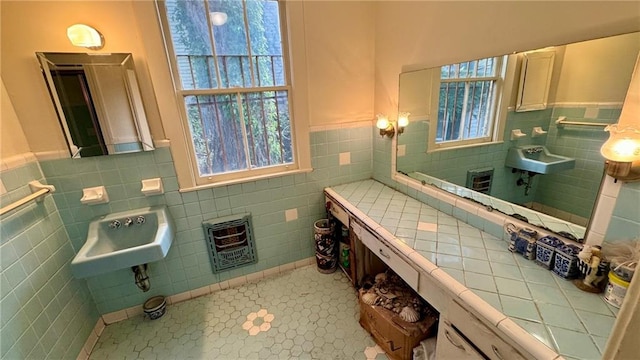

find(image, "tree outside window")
[162,0,293,178]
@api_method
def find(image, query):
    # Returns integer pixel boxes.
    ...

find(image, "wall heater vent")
[466,168,494,194]
[203,213,257,273]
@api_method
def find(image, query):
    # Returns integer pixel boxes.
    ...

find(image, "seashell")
[375,273,387,283]
[399,306,420,323]
[361,292,378,305]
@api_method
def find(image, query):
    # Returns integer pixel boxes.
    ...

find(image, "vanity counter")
[326,179,617,360]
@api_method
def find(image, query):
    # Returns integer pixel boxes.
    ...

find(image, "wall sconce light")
[210,12,228,26]
[67,24,104,50]
[376,114,395,138]
[397,112,410,135]
[601,124,640,181]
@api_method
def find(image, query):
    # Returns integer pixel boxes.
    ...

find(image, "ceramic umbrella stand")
[314,219,337,274]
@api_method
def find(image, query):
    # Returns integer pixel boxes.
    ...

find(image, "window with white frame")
[159,0,295,183]
[432,56,506,149]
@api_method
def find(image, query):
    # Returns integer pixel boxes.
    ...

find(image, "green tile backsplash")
[605,181,640,242]
[0,162,99,360]
[39,125,372,314]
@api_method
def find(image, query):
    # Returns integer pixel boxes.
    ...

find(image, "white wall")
[0,78,31,157]
[553,32,640,104]
[303,1,375,126]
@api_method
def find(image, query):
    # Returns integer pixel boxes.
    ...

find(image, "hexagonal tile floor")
[90,266,390,359]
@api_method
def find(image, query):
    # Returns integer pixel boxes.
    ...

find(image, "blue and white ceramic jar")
[509,227,538,260]
[536,236,563,269]
[553,244,582,279]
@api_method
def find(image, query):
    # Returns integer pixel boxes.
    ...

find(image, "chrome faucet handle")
[109,220,121,229]
[135,216,145,225]
[124,217,134,227]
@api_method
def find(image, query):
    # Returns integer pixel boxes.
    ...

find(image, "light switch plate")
[339,152,351,165]
[285,208,298,222]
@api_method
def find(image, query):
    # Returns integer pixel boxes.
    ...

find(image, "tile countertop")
[326,179,618,360]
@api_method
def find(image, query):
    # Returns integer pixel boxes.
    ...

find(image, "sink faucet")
[525,147,544,154]
[109,220,121,229]
[124,217,134,227]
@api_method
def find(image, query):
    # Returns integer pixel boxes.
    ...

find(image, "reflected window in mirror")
[434,56,506,149]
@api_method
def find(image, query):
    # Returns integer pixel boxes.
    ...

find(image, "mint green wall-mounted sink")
[71,206,175,279]
[505,145,576,174]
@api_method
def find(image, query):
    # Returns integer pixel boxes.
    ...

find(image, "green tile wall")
[536,107,619,219]
[0,162,99,359]
[605,181,640,242]
[40,125,372,314]
[396,110,552,207]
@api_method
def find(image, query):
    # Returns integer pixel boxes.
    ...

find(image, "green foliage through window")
[437,57,501,144]
[163,0,293,177]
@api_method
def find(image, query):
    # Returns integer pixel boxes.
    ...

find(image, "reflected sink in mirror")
[505,145,576,174]
[71,206,175,279]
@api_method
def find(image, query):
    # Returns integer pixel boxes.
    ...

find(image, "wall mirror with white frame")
[36,52,154,158]
[396,32,640,241]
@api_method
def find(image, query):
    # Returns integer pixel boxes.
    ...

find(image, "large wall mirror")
[396,32,640,241]
[36,52,154,158]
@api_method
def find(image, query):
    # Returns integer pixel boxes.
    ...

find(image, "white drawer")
[436,320,485,360]
[326,197,349,226]
[448,301,527,360]
[352,221,419,290]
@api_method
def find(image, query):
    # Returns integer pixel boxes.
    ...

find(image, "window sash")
[437,80,495,142]
[158,0,297,184]
[181,89,294,178]
[434,57,503,148]
[165,0,288,92]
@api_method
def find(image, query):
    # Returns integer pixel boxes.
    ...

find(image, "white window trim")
[427,55,515,152]
[135,1,311,191]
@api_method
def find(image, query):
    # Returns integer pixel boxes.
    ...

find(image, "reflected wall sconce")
[601,124,640,181]
[397,112,410,135]
[376,114,395,138]
[210,12,228,26]
[67,24,104,50]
